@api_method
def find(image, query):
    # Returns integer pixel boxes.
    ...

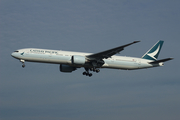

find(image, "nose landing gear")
[22,64,25,68]
[20,59,25,68]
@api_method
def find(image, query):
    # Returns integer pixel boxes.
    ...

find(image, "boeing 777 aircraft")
[11,41,173,77]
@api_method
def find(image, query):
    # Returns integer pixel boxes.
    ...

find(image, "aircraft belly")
[103,60,146,70]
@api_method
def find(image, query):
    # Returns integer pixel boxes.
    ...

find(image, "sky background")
[0,0,180,120]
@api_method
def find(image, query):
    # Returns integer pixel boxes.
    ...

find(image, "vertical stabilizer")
[142,41,164,61]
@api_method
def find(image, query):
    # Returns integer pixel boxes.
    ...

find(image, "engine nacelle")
[60,64,76,72]
[71,55,86,65]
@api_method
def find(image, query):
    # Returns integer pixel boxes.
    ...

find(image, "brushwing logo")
[147,45,160,60]
[21,52,24,56]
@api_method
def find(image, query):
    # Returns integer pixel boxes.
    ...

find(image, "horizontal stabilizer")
[149,58,174,64]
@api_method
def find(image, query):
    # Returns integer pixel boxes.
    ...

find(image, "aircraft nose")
[11,52,14,57]
[11,52,18,58]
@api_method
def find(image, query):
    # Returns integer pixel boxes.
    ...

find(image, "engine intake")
[71,55,86,65]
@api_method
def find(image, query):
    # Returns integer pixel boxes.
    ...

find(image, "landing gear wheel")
[82,71,93,77]
[89,73,92,77]
[83,72,86,75]
[95,69,100,73]
[83,68,93,77]
[22,64,25,68]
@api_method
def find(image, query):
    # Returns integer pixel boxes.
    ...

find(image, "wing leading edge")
[86,41,140,60]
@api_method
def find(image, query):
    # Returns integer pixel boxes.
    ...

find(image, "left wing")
[86,41,140,60]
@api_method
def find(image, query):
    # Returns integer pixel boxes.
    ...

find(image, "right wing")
[86,41,140,60]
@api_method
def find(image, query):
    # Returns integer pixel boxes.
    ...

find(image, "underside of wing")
[86,41,140,60]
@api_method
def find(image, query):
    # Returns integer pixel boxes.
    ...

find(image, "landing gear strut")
[20,59,25,68]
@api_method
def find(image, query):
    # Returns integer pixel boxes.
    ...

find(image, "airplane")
[11,40,173,77]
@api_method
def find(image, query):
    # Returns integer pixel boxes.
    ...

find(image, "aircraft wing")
[86,41,140,60]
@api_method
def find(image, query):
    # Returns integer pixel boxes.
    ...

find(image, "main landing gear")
[20,59,25,68]
[82,68,100,77]
[83,71,92,77]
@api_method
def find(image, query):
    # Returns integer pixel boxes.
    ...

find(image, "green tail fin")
[142,41,164,61]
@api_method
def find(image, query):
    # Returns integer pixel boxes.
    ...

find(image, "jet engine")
[60,64,76,72]
[71,55,86,65]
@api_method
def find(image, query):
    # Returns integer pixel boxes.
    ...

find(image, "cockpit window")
[14,51,19,52]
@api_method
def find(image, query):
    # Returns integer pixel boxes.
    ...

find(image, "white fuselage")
[11,48,163,70]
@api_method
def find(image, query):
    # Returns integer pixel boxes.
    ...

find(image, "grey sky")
[0,0,180,120]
